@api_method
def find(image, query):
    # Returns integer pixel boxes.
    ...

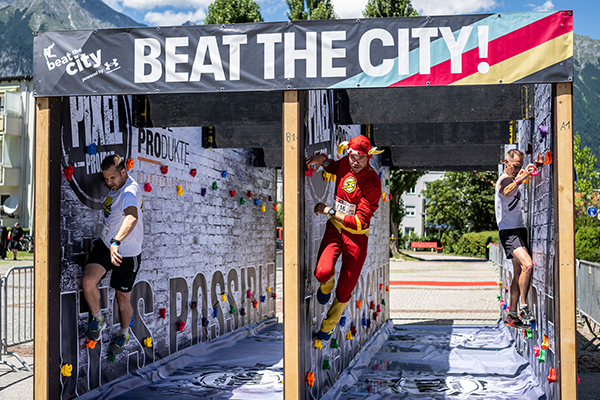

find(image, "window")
[404,227,414,235]
[405,205,416,217]
[407,186,416,194]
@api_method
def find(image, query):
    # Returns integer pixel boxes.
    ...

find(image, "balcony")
[0,165,20,186]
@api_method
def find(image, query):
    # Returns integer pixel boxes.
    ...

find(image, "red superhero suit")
[314,135,382,338]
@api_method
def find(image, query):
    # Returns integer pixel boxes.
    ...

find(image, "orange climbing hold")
[126,158,135,170]
[86,339,97,349]
[356,300,363,309]
[379,284,383,290]
[307,371,315,386]
[544,151,553,165]
[547,367,556,383]
[542,334,550,350]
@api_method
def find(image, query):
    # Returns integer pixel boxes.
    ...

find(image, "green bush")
[442,230,498,258]
[576,226,600,262]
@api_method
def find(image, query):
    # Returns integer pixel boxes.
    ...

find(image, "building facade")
[399,171,445,237]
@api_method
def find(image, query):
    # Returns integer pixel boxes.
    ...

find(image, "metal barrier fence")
[489,242,502,265]
[576,259,600,351]
[0,265,34,371]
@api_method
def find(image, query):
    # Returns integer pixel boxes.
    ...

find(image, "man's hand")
[516,163,536,183]
[305,154,327,171]
[314,202,328,216]
[110,244,123,266]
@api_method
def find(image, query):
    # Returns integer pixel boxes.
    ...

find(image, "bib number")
[335,197,356,216]
[101,222,110,242]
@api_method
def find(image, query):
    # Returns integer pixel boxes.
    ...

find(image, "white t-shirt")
[494,173,525,231]
[100,175,143,257]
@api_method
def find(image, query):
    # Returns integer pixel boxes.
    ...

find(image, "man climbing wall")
[305,135,382,341]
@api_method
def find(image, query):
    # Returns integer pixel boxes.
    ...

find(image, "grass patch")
[394,251,423,261]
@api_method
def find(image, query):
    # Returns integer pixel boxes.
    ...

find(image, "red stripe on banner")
[390,281,498,287]
[390,10,573,87]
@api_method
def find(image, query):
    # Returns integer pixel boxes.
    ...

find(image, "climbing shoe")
[505,314,531,331]
[315,329,333,342]
[86,315,106,341]
[519,306,535,322]
[108,333,130,356]
[316,286,331,305]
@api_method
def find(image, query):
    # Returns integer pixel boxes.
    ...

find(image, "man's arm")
[109,206,138,266]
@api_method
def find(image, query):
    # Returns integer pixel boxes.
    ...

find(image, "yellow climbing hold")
[346,331,353,340]
[176,185,184,196]
[143,337,153,347]
[267,286,272,293]
[61,364,73,377]
[314,339,323,350]
[261,205,266,212]
[221,293,227,301]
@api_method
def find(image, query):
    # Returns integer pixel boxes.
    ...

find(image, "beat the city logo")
[43,42,120,82]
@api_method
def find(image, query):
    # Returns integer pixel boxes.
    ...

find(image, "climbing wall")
[303,90,391,398]
[58,95,277,399]
[497,84,558,398]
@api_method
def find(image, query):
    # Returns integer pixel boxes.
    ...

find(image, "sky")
[103,0,599,40]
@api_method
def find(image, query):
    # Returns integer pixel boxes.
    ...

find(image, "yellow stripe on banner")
[452,31,573,86]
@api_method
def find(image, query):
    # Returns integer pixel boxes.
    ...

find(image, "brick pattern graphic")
[58,95,277,398]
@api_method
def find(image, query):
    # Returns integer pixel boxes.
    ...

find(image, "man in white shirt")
[495,149,536,330]
[82,154,143,356]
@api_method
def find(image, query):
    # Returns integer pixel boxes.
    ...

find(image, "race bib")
[335,197,356,216]
[101,221,110,241]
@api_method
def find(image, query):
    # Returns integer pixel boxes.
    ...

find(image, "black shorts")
[499,228,529,259]
[9,239,20,251]
[86,239,141,292]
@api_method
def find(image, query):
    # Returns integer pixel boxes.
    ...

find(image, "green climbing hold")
[526,329,533,339]
[212,182,218,190]
[240,197,246,205]
[108,353,116,362]
[381,299,385,306]
[331,338,339,349]
[538,349,545,362]
[230,305,236,314]
[385,179,389,186]
[323,359,331,370]
[497,294,501,301]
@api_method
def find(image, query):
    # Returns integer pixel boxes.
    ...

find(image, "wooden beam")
[372,121,511,147]
[387,144,503,171]
[553,83,577,398]
[282,91,305,400]
[34,97,62,400]
[334,85,534,125]
[137,92,282,127]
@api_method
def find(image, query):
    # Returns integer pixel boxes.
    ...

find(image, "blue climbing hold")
[378,171,383,179]
[531,321,536,330]
[213,308,219,317]
[261,295,266,302]
[87,143,97,155]
[201,188,207,197]
[129,317,135,328]
[361,318,367,326]
[254,199,260,206]
[339,316,346,327]
[202,316,209,327]
[221,171,228,178]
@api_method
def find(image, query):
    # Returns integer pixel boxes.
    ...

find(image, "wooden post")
[282,91,305,400]
[34,97,62,400]
[553,83,577,398]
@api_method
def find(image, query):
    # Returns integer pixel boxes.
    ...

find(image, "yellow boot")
[317,275,335,305]
[316,298,349,341]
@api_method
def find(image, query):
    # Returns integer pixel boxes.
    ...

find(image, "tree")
[363,0,419,18]
[422,172,497,233]
[205,0,264,24]
[286,0,337,20]
[574,132,600,210]
[388,170,425,254]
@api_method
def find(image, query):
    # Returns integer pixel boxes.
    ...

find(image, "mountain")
[0,0,144,77]
[574,34,600,167]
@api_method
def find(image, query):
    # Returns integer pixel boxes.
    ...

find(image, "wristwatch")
[328,207,336,216]
[110,238,121,246]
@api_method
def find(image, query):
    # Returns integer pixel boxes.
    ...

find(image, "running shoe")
[316,287,331,305]
[315,329,333,342]
[86,315,106,341]
[519,306,535,322]
[505,314,531,331]
[108,333,130,356]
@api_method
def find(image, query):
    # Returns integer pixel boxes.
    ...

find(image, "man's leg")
[511,246,533,307]
[509,258,523,314]
[115,290,133,330]
[314,224,343,302]
[82,263,107,314]
[11,244,17,260]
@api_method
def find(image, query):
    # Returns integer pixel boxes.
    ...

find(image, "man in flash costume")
[306,135,382,341]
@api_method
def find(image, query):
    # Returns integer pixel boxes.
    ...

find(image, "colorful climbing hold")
[201,188,207,197]
[64,165,74,181]
[526,329,533,339]
[314,339,323,350]
[331,338,339,348]
[544,151,552,165]
[191,301,197,310]
[531,321,537,330]
[261,295,266,302]
[498,281,503,288]
[370,301,375,310]
[176,185,184,196]
[61,364,73,377]
[267,286,272,292]
[247,190,253,197]
[212,182,218,190]
[159,308,166,319]
[305,169,315,177]
[497,294,501,301]
[190,168,197,177]
[339,316,346,327]
[379,284,384,290]
[129,317,135,328]
[261,205,266,212]
[230,190,236,197]
[86,339,97,349]
[357,300,363,309]
[213,308,219,317]
[547,367,556,383]
[254,199,260,206]
[202,317,209,327]
[385,179,389,186]
[381,299,385,306]
[346,332,353,340]
[230,305,236,314]
[351,326,357,335]
[144,182,152,192]
[221,171,228,178]
[533,345,541,357]
[307,372,315,387]
[108,354,116,362]
[386,285,389,292]
[221,293,227,301]
[534,153,544,168]
[247,290,252,298]
[361,318,367,326]
[253,300,258,308]
[323,359,331,370]
[160,165,168,174]
[240,197,246,205]
[177,321,185,332]
[272,293,277,299]
[373,312,378,320]
[377,305,381,312]
[542,334,549,350]
[538,349,546,362]
[126,158,134,170]
[268,196,273,202]
[274,204,278,211]
[366,319,371,328]
[87,143,98,155]
[240,308,246,316]
[143,337,153,347]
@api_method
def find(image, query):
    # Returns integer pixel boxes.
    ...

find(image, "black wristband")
[110,238,121,246]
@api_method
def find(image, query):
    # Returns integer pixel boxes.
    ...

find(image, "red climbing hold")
[190,168,197,177]
[247,190,253,197]
[144,182,152,192]
[160,165,168,174]
[64,165,74,181]
[547,367,556,383]
[230,190,236,197]
[159,308,166,319]
[177,321,185,332]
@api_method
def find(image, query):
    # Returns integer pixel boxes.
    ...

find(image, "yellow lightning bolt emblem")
[342,176,357,193]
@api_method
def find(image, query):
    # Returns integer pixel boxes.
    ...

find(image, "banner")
[33,11,573,96]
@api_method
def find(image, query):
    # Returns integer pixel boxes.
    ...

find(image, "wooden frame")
[282,91,305,400]
[553,83,577,397]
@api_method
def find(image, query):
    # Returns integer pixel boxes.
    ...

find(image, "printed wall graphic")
[34,12,573,96]
[59,95,277,398]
